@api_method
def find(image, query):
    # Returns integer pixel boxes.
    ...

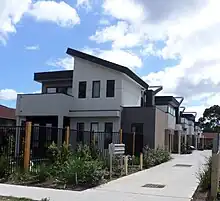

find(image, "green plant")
[75,144,92,160]
[0,155,9,178]
[36,163,50,182]
[197,156,212,192]
[143,146,171,168]
[47,142,59,164]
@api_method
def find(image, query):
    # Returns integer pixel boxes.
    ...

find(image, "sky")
[0,0,220,119]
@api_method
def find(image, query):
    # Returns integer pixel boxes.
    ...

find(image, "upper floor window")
[92,81,100,98]
[78,81,87,98]
[47,87,56,93]
[168,106,176,117]
[106,80,115,97]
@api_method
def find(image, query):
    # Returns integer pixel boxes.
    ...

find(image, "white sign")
[109,143,125,155]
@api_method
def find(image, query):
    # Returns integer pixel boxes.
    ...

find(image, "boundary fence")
[0,122,143,173]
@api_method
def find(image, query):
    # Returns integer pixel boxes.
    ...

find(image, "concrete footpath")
[0,150,211,201]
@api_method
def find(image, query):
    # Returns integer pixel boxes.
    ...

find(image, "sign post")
[109,143,125,179]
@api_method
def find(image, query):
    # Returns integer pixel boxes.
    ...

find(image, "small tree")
[198,105,220,132]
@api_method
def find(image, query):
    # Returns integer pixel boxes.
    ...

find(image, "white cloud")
[90,21,142,49]
[82,47,142,70]
[92,0,220,118]
[103,0,145,23]
[25,45,39,50]
[28,1,80,27]
[0,0,80,44]
[0,89,20,101]
[0,0,31,44]
[0,89,42,101]
[47,57,74,70]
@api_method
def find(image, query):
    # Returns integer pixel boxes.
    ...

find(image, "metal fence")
[31,125,65,159]
[69,129,120,151]
[0,126,25,174]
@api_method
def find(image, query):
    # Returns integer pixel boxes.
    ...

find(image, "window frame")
[92,80,101,98]
[78,81,87,98]
[106,80,115,98]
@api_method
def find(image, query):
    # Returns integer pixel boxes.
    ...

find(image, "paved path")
[0,150,211,201]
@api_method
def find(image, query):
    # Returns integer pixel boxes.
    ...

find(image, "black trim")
[181,113,196,122]
[34,70,73,82]
[155,96,180,108]
[66,48,149,89]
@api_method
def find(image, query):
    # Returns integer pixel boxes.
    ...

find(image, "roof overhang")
[34,70,73,83]
[155,96,181,108]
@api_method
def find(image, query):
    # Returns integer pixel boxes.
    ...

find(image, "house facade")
[15,48,200,155]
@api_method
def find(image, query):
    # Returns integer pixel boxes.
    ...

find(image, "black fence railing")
[31,126,65,159]
[69,129,120,150]
[0,125,145,172]
[0,126,25,174]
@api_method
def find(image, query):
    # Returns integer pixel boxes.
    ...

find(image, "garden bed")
[0,144,171,192]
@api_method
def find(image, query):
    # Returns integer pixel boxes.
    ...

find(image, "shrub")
[143,146,171,168]
[0,155,9,178]
[47,142,59,164]
[197,157,212,192]
[58,156,105,186]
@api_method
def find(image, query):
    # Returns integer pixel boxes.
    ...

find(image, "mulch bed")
[192,186,210,201]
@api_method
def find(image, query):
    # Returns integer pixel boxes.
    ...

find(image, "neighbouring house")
[0,105,16,126]
[15,48,198,156]
[203,132,217,149]
[154,96,184,153]
[180,112,197,148]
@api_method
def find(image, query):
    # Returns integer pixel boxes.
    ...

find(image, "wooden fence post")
[65,126,70,146]
[24,122,32,171]
[140,153,143,170]
[132,132,136,157]
[124,156,128,175]
[120,129,123,144]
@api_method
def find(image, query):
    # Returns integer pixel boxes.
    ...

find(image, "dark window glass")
[78,81,87,98]
[106,80,115,97]
[92,81,100,98]
[104,122,113,149]
[77,122,84,142]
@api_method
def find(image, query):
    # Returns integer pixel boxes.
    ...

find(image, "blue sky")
[1,0,220,118]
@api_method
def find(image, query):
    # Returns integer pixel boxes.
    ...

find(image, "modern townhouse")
[154,96,184,153]
[15,48,199,155]
[180,112,197,148]
[194,121,204,149]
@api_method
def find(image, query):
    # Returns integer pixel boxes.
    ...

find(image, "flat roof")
[155,96,180,108]
[34,70,73,82]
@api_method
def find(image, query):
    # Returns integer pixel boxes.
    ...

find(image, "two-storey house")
[15,48,185,155]
[181,112,196,147]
